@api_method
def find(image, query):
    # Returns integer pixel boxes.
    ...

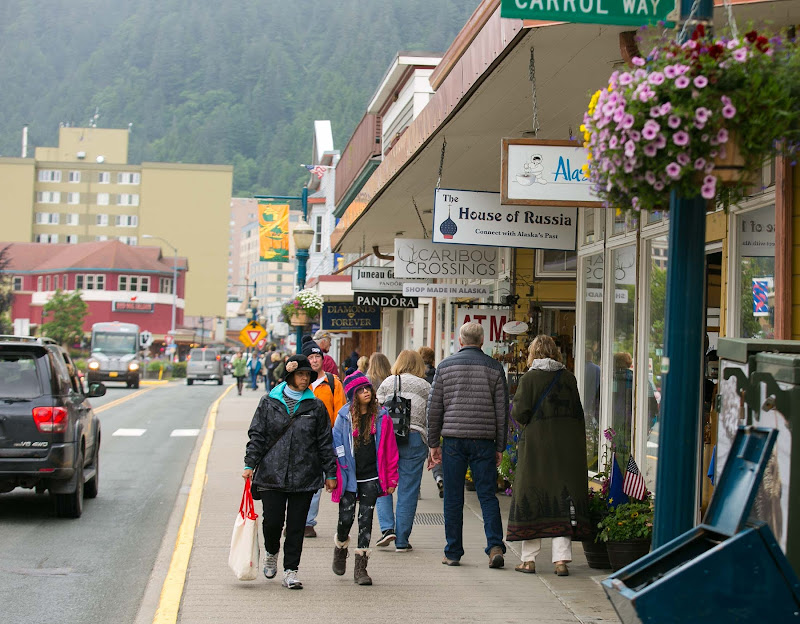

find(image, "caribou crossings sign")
[500,0,677,27]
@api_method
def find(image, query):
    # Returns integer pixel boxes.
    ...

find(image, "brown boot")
[488,545,505,568]
[353,550,372,586]
[332,537,349,576]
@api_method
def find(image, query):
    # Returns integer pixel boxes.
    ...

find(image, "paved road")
[0,380,227,624]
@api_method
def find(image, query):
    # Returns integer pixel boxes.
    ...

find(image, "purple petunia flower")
[668,115,682,129]
[673,131,690,146]
[660,102,672,116]
[645,171,657,185]
[630,130,641,142]
[654,181,665,191]
[621,114,635,129]
[734,48,748,62]
[648,72,665,85]
[664,65,677,79]
[722,104,737,119]
[655,134,667,150]
[624,140,636,157]
[677,153,690,166]
[666,162,681,178]
[695,107,711,123]
[675,75,690,89]
[642,120,660,141]
[619,72,633,85]
[717,128,729,143]
[650,106,661,118]
[632,56,645,66]
[643,143,658,157]
[693,75,708,88]
[624,161,635,173]
[694,158,706,170]
[609,135,619,149]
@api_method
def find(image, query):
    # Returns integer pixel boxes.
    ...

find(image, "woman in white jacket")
[374,350,431,551]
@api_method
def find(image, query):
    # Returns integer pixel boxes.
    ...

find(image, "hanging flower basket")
[289,311,309,326]
[582,26,800,213]
[280,289,324,325]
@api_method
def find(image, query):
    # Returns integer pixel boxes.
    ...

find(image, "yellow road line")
[153,384,235,624]
[94,387,154,414]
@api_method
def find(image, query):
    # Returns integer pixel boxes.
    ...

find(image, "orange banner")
[258,201,289,262]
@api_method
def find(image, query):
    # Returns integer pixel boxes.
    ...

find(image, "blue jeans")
[441,436,505,561]
[305,488,321,527]
[376,430,428,547]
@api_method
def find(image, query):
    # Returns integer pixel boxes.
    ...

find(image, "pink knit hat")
[343,371,372,401]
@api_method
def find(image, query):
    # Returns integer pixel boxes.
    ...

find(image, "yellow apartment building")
[0,127,232,319]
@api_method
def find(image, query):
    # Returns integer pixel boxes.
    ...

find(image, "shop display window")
[580,252,604,472]
[734,204,775,339]
[581,207,605,246]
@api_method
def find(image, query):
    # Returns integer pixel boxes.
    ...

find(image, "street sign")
[239,322,267,348]
[164,334,175,345]
[500,0,677,27]
[139,330,153,347]
[256,337,267,350]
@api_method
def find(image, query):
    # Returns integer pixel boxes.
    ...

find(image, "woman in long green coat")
[507,335,591,577]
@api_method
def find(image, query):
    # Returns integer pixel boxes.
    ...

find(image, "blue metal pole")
[652,0,714,549]
[294,187,309,354]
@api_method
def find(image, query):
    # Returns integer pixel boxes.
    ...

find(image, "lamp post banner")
[433,188,577,251]
[500,0,677,27]
[393,238,499,279]
[258,200,290,262]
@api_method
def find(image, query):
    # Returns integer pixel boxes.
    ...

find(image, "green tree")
[0,245,13,334]
[42,289,88,347]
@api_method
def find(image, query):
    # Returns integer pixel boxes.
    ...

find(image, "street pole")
[652,0,714,549]
[295,186,309,354]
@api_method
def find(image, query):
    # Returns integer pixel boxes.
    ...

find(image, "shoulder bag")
[382,374,411,444]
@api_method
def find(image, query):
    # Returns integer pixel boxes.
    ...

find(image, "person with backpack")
[374,350,431,551]
[231,350,247,395]
[241,355,337,590]
[331,372,398,586]
[246,350,262,391]
[302,336,346,538]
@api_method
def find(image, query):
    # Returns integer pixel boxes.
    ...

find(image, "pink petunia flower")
[734,48,748,62]
[668,115,682,129]
[619,72,633,85]
[648,72,665,85]
[694,158,706,170]
[673,131,690,146]
[722,104,737,119]
[643,143,658,157]
[717,128,729,143]
[632,56,646,66]
[645,171,657,185]
[693,75,708,88]
[695,107,711,123]
[664,65,677,79]
[677,153,690,166]
[609,135,619,149]
[654,181,665,191]
[642,120,660,141]
[621,113,635,129]
[650,106,661,118]
[675,76,690,89]
[660,102,673,116]
[655,134,667,149]
[666,162,681,179]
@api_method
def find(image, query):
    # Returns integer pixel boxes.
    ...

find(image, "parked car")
[186,347,224,385]
[0,335,106,518]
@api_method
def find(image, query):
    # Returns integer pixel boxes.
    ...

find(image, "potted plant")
[280,289,324,326]
[597,497,654,571]
[582,26,800,213]
[582,486,613,569]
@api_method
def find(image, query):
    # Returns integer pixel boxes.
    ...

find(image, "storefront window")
[736,205,776,338]
[581,252,604,472]
[643,236,668,491]
[609,244,637,465]
[536,250,577,276]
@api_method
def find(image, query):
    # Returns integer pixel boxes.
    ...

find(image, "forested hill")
[0,0,476,196]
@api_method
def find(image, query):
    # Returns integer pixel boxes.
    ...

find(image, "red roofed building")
[2,240,187,338]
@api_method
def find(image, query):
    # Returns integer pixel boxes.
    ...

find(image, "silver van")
[186,348,224,385]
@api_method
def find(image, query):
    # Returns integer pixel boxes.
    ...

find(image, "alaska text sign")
[500,0,677,27]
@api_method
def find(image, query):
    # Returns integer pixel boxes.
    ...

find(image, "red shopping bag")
[228,478,260,581]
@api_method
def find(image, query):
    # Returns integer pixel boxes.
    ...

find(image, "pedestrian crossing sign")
[239,323,267,348]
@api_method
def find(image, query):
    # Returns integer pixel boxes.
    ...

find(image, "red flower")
[745,30,758,43]
[708,44,724,60]
[756,36,769,53]
[691,24,705,40]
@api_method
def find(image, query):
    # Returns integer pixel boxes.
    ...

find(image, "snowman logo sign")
[516,154,548,186]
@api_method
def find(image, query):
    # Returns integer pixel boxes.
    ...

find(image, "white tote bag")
[228,479,260,581]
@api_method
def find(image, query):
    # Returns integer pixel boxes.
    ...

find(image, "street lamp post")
[142,234,178,335]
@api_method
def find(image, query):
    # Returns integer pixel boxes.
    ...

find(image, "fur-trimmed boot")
[353,549,372,586]
[332,537,349,576]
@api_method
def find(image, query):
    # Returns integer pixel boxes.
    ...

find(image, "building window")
[96,214,109,226]
[118,275,150,292]
[67,192,80,204]
[35,212,60,224]
[98,172,110,184]
[37,276,43,291]
[35,233,59,243]
[66,235,78,244]
[46,276,51,291]
[66,213,79,226]
[314,215,323,253]
[734,204,775,339]
[36,191,61,204]
[76,274,105,290]
[13,277,23,291]
[53,275,59,290]
[117,172,140,185]
[159,277,173,294]
[115,214,138,227]
[118,236,138,245]
[62,274,69,289]
[117,193,139,206]
[38,170,62,182]
[536,250,578,277]
[96,193,109,206]
[276,285,282,294]
[68,171,81,183]
[95,235,108,241]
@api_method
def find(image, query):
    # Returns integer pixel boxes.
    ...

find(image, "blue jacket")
[331,403,399,500]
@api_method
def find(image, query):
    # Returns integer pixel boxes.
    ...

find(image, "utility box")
[717,338,800,573]
[602,427,800,623]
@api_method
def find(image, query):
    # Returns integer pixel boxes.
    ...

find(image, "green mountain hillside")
[0,0,477,195]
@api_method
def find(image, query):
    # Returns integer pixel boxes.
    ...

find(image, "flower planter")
[606,538,651,571]
[582,539,612,570]
[289,312,309,326]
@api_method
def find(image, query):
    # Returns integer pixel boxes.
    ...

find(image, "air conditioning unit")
[76,151,86,159]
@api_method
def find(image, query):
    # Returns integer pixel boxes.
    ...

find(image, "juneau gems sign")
[432,189,577,251]
[393,238,499,279]
[351,265,426,293]
[501,139,600,207]
[500,0,677,27]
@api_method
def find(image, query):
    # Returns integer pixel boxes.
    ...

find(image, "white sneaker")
[263,552,278,579]
[282,569,303,589]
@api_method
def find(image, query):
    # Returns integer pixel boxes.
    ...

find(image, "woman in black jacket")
[242,354,337,590]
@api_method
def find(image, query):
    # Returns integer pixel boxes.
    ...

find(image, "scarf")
[529,358,566,372]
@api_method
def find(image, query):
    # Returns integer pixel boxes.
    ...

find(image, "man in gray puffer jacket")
[427,322,508,569]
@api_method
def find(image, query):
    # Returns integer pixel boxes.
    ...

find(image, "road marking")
[170,429,199,437]
[153,384,234,624]
[94,387,154,414]
[113,428,146,437]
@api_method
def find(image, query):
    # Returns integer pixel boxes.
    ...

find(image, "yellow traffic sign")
[239,322,267,348]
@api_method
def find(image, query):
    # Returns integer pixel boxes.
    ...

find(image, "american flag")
[623,456,647,500]
[304,164,327,179]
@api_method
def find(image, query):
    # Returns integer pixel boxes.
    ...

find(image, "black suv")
[0,336,106,518]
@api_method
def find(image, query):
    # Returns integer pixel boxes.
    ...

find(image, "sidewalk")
[177,388,620,623]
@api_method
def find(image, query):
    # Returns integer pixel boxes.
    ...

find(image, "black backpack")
[382,375,411,445]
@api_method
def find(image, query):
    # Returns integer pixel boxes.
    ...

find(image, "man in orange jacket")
[302,336,346,537]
